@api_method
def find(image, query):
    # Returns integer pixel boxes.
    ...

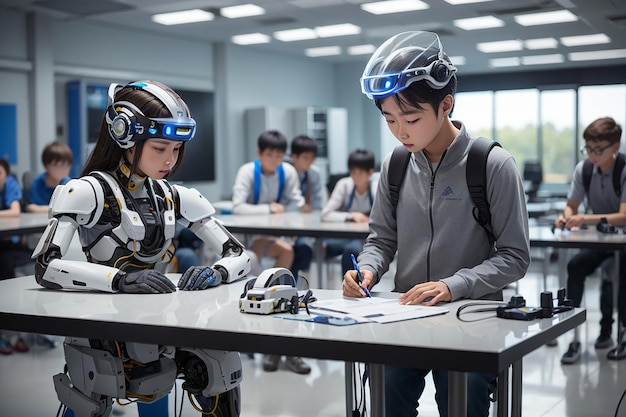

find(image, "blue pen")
[350,253,371,298]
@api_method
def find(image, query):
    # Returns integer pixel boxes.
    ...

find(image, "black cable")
[614,386,626,417]
[456,302,507,322]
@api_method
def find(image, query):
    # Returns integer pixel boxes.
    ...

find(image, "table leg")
[314,238,324,288]
[608,249,626,360]
[497,367,509,417]
[558,248,567,288]
[511,359,522,417]
[448,371,467,417]
[369,363,385,417]
[345,362,353,417]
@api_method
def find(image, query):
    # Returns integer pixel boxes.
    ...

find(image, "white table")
[0,275,585,417]
[217,212,369,287]
[0,212,49,238]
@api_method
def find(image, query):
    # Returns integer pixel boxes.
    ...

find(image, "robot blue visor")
[141,117,196,141]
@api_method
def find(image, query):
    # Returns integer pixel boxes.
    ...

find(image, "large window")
[455,84,626,187]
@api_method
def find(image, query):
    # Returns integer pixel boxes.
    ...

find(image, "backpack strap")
[467,137,501,247]
[582,159,593,197]
[253,160,285,204]
[613,153,625,199]
[388,145,412,219]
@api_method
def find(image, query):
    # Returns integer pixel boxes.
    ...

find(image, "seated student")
[321,149,377,274]
[232,129,313,375]
[24,141,73,213]
[0,158,34,354]
[290,134,326,212]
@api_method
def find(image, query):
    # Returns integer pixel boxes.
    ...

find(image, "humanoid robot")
[31,80,251,417]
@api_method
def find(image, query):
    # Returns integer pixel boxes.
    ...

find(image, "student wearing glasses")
[555,117,626,364]
[24,141,73,213]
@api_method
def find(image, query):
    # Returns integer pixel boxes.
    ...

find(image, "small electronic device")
[239,268,300,315]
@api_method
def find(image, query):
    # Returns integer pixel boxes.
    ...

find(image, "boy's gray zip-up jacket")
[359,122,530,301]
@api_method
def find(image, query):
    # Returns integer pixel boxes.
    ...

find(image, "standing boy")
[555,117,626,363]
[343,31,530,416]
[232,129,313,374]
[322,148,377,274]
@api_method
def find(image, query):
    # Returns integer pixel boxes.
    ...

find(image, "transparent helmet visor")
[360,31,456,99]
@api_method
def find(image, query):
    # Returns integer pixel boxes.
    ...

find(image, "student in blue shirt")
[232,130,313,375]
[25,141,73,213]
[322,149,376,274]
[0,158,33,354]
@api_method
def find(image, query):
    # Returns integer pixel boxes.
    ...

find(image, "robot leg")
[176,348,243,416]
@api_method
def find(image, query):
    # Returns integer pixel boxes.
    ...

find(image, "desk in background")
[0,212,49,238]
[217,212,370,287]
[0,276,584,417]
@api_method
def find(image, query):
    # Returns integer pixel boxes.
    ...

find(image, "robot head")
[360,31,457,100]
[105,81,196,149]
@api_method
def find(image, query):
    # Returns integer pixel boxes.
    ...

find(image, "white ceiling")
[2,0,626,75]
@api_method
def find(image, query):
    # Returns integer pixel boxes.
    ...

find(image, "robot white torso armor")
[31,162,250,417]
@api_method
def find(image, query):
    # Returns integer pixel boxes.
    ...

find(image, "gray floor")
[2,250,626,417]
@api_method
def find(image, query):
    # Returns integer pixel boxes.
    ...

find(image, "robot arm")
[32,178,123,292]
[174,185,251,283]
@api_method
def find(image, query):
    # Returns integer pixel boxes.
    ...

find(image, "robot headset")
[360,31,457,99]
[105,81,196,149]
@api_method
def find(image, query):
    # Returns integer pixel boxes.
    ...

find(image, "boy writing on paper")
[343,31,530,417]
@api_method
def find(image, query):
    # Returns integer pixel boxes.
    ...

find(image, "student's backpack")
[582,153,625,199]
[388,137,501,246]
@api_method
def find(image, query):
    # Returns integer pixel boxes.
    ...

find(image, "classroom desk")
[529,225,626,358]
[0,212,49,238]
[217,212,370,287]
[0,276,584,417]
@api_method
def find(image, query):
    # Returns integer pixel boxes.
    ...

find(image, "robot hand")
[178,266,223,291]
[114,270,176,294]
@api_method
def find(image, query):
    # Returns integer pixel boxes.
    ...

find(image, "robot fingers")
[178,266,223,291]
[115,270,177,294]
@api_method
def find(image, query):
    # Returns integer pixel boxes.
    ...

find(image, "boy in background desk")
[344,31,530,417]
[289,134,326,213]
[24,141,73,213]
[232,129,312,375]
[322,148,377,274]
[555,117,626,363]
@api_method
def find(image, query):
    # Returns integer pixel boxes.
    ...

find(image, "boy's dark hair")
[0,158,10,176]
[258,130,288,152]
[42,141,73,166]
[348,148,375,171]
[374,49,457,116]
[583,117,622,145]
[291,135,318,156]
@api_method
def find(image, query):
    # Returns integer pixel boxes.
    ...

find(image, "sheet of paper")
[309,297,449,323]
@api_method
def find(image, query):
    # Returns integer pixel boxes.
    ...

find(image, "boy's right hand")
[270,202,285,213]
[343,269,373,298]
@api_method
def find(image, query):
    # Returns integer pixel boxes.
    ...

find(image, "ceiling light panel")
[274,28,317,42]
[445,0,494,4]
[453,16,504,30]
[221,4,266,19]
[231,33,271,45]
[315,23,361,38]
[348,44,377,55]
[569,49,626,61]
[524,38,558,50]
[477,40,524,53]
[305,46,342,57]
[560,33,611,47]
[361,0,429,15]
[151,9,214,26]
[489,57,521,67]
[514,9,578,26]
[521,54,564,65]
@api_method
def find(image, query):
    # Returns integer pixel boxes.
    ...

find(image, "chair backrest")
[21,170,34,209]
[523,161,543,201]
[327,173,348,194]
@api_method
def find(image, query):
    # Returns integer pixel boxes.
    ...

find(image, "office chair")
[523,161,543,202]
